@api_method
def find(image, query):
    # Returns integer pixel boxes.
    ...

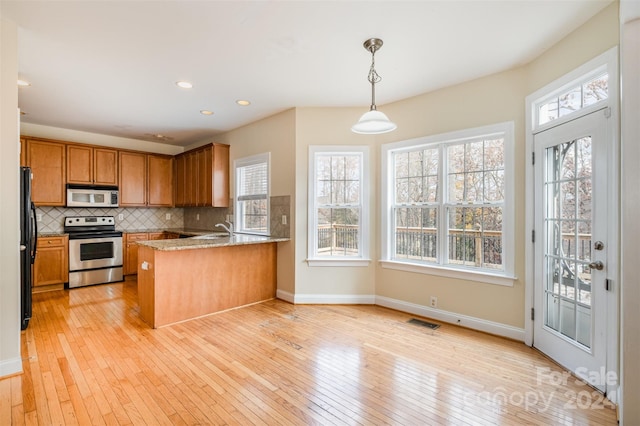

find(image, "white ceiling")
[2,0,612,147]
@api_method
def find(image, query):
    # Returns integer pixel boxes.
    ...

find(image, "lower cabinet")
[124,233,149,275]
[34,235,69,292]
[124,231,179,275]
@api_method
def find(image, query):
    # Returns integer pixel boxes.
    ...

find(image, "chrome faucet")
[215,220,234,236]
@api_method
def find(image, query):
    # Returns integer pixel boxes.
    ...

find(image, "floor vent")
[408,318,440,330]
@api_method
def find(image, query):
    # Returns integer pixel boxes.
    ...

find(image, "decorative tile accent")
[36,206,185,233]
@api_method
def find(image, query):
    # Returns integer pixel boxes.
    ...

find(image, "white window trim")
[381,122,515,285]
[234,152,270,236]
[307,145,371,267]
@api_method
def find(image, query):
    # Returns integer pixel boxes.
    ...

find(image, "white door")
[533,110,610,392]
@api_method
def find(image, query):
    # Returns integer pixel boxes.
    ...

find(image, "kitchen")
[20,135,290,328]
[2,1,639,423]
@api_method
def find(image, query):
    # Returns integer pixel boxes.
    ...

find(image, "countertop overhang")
[136,234,289,251]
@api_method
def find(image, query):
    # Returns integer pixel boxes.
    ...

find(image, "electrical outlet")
[118,214,124,221]
[36,214,42,222]
[282,215,287,225]
[196,214,200,221]
[165,213,171,220]
[430,296,437,308]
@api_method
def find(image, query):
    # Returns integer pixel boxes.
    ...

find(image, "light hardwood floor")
[1,279,617,425]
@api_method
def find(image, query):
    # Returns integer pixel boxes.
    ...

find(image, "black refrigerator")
[20,166,37,330]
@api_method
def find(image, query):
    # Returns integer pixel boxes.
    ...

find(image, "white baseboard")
[275,291,525,342]
[0,357,22,378]
[277,289,375,305]
[376,296,525,342]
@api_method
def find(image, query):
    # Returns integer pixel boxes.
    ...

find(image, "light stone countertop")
[136,234,289,251]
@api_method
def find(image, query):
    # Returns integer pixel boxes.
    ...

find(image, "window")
[382,122,514,285]
[536,70,609,128]
[308,146,370,266]
[235,153,270,235]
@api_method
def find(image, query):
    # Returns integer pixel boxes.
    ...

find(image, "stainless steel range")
[64,216,123,288]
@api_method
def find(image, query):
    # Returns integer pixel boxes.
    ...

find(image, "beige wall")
[0,17,22,376]
[527,2,620,93]
[21,122,184,155]
[216,109,297,294]
[375,68,528,327]
[293,107,379,298]
[620,0,640,423]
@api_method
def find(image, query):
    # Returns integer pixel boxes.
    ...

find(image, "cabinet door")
[196,148,211,206]
[34,236,68,288]
[27,140,66,206]
[20,138,26,167]
[124,233,148,275]
[211,144,230,207]
[147,155,173,207]
[174,154,186,207]
[67,145,93,184]
[94,148,118,185]
[119,152,147,206]
[185,152,197,206]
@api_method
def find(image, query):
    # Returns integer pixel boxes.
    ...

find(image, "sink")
[190,234,226,240]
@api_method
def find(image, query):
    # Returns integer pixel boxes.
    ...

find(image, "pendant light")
[351,38,397,134]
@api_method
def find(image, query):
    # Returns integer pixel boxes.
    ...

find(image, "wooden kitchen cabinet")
[124,233,149,275]
[25,139,66,206]
[20,138,26,167]
[119,151,147,206]
[174,155,186,206]
[147,154,173,207]
[33,235,68,292]
[174,143,229,207]
[67,145,118,185]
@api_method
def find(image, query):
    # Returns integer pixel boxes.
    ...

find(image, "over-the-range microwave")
[66,184,119,208]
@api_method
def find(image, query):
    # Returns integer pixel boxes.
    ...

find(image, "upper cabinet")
[119,151,147,206]
[119,151,174,207]
[25,138,66,206]
[67,145,118,185]
[147,154,173,207]
[174,143,229,207]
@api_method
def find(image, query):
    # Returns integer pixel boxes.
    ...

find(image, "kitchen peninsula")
[136,234,288,328]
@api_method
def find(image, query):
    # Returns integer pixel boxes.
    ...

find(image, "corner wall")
[0,17,22,377]
[216,109,296,295]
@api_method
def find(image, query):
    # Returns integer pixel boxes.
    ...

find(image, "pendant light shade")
[351,38,396,135]
[351,109,397,134]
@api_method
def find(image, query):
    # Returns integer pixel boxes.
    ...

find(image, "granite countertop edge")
[136,235,290,251]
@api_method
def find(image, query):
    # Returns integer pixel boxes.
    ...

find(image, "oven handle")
[68,232,123,240]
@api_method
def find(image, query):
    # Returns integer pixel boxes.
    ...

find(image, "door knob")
[589,260,604,271]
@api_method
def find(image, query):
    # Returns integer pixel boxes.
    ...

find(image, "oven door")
[68,236,123,271]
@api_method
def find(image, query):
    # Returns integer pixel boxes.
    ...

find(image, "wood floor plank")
[0,279,618,425]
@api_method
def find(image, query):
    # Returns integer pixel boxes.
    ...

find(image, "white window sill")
[307,258,372,267]
[379,260,516,287]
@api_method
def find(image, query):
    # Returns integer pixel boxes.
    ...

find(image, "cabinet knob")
[47,240,52,244]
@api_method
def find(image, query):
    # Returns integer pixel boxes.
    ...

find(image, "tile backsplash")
[37,195,290,237]
[36,206,184,233]
[183,195,291,238]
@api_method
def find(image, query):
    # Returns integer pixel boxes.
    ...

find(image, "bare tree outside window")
[391,136,506,271]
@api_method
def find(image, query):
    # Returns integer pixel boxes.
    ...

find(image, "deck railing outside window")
[317,225,590,270]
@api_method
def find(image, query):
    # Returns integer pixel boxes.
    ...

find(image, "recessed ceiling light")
[236,100,251,106]
[176,81,193,89]
[200,110,214,115]
[17,79,31,87]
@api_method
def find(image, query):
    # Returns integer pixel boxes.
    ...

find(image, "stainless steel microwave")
[66,184,119,208]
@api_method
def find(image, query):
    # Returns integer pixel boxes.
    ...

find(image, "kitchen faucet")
[215,220,234,236]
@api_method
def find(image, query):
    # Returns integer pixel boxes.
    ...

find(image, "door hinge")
[605,278,612,291]
[532,152,535,165]
[531,230,535,243]
[531,308,535,321]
